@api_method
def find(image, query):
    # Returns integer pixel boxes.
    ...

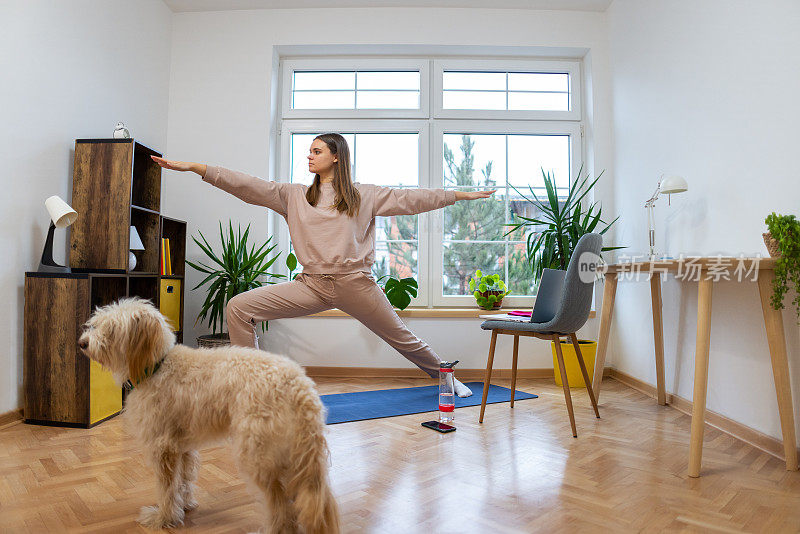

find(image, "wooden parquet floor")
[1,377,799,533]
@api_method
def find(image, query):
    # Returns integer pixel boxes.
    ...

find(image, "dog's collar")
[123,357,166,391]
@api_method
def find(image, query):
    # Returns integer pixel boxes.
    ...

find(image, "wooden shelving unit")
[23,138,186,427]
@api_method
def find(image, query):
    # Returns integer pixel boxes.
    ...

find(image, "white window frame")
[430,120,582,308]
[433,58,582,122]
[279,56,584,308]
[277,119,434,307]
[281,58,430,120]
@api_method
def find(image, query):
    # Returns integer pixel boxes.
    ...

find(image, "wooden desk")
[591,257,798,477]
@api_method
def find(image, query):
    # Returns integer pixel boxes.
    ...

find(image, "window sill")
[307,308,596,319]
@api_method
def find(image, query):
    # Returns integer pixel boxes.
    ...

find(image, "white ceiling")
[163,0,613,13]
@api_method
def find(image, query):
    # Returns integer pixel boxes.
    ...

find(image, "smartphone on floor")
[421,420,456,433]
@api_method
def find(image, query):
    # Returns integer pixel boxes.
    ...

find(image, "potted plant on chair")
[502,165,624,386]
[187,220,284,347]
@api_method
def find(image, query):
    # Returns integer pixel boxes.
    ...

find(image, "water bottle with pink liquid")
[438,360,459,423]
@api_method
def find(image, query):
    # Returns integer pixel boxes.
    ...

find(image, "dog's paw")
[137,505,185,529]
[183,497,199,511]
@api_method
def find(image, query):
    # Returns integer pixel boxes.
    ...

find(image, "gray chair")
[478,233,602,437]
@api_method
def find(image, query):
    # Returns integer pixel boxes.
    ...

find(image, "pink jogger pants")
[225,271,441,378]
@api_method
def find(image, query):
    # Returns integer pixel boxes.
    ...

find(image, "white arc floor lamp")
[645,174,688,259]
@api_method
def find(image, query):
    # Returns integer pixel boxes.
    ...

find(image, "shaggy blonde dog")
[78,296,340,534]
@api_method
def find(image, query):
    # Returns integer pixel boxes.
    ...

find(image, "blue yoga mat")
[320,381,537,424]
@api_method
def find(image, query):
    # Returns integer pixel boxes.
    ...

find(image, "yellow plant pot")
[551,339,597,388]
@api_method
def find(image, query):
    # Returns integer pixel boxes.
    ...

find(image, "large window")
[279,57,583,307]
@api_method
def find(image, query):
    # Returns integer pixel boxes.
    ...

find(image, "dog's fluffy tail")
[287,390,340,534]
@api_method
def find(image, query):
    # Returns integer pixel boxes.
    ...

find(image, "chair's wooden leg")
[510,335,519,408]
[593,273,617,403]
[479,330,498,423]
[570,333,600,419]
[553,335,577,437]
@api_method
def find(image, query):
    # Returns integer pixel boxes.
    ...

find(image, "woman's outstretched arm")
[371,184,497,217]
[151,156,291,217]
[151,156,205,176]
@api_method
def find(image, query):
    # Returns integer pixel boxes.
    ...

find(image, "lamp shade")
[660,174,688,194]
[44,196,77,228]
[129,225,145,251]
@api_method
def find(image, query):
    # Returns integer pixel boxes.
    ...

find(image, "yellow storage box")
[89,359,122,425]
[551,339,597,388]
[159,279,182,331]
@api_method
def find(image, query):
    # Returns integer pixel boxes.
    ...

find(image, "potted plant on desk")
[764,212,800,322]
[187,221,284,347]
[502,165,624,386]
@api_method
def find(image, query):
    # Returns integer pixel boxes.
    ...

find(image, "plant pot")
[551,339,597,388]
[477,290,504,310]
[762,231,793,259]
[763,232,781,258]
[197,332,230,348]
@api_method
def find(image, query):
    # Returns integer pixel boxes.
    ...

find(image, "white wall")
[163,7,612,373]
[607,0,800,444]
[0,0,172,414]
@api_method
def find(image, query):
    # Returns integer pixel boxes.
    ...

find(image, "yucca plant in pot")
[502,165,624,387]
[187,220,284,347]
[503,165,623,282]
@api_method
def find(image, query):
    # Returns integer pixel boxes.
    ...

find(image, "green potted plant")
[286,251,300,281]
[468,270,511,310]
[376,274,418,310]
[764,212,800,320]
[503,165,624,282]
[502,165,624,386]
[186,221,284,347]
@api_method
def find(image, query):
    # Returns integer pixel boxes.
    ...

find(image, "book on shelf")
[160,237,173,276]
[165,238,172,275]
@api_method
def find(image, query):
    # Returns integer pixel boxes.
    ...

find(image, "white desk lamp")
[129,225,145,271]
[645,174,688,259]
[38,196,78,273]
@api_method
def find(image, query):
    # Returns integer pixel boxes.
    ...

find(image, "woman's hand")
[455,189,497,201]
[150,155,205,175]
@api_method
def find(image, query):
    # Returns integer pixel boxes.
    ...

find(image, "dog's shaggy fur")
[78,297,340,534]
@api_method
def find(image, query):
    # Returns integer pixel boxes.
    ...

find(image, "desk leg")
[592,273,618,403]
[650,274,667,405]
[757,271,799,471]
[688,277,713,478]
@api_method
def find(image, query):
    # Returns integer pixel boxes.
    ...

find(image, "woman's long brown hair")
[305,133,361,217]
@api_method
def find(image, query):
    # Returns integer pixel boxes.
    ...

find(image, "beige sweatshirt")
[202,165,457,274]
